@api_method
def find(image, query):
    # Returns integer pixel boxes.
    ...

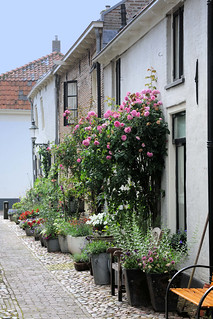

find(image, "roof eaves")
[53,20,103,74]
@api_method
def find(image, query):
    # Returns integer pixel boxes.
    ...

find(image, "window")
[40,97,45,130]
[173,6,184,81]
[64,81,78,125]
[166,6,184,89]
[116,59,121,105]
[35,105,38,127]
[173,112,186,231]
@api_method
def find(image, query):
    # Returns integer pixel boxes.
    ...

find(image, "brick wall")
[125,0,151,21]
[103,0,151,30]
[58,0,152,141]
[59,44,97,141]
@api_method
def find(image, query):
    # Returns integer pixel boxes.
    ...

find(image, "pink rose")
[121,135,127,141]
[94,140,100,146]
[114,121,121,127]
[77,158,81,163]
[144,111,150,117]
[125,107,131,113]
[147,152,153,157]
[131,110,137,117]
[82,139,90,146]
[106,155,112,160]
[124,127,131,133]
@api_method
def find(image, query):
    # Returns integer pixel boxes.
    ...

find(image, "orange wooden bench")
[165,264,213,319]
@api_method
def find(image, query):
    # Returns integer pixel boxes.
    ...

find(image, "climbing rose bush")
[56,84,169,222]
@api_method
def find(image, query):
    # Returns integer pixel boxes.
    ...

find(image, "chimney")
[52,35,61,53]
[120,4,127,29]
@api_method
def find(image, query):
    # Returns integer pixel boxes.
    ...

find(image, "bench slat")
[170,288,213,308]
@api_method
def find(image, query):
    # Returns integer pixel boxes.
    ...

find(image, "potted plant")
[142,229,187,312]
[121,250,151,307]
[33,218,44,241]
[41,222,61,253]
[67,218,92,255]
[54,219,73,253]
[85,240,112,285]
[73,252,90,271]
[25,219,37,236]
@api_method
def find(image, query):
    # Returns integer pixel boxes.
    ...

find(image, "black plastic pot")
[124,269,150,307]
[146,272,179,312]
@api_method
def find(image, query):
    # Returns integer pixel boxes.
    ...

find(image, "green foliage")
[68,223,92,237]
[38,146,51,178]
[73,252,89,263]
[108,210,147,253]
[85,240,112,255]
[170,229,187,252]
[54,219,73,236]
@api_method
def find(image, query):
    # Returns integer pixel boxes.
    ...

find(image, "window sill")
[165,77,185,90]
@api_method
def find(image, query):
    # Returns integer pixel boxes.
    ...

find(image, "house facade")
[53,0,151,141]
[93,0,208,279]
[0,50,63,208]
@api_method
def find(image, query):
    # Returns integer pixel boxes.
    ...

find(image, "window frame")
[173,6,184,81]
[64,80,78,126]
[172,111,186,231]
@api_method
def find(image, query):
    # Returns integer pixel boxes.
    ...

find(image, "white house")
[93,0,209,280]
[0,47,63,208]
[0,108,32,204]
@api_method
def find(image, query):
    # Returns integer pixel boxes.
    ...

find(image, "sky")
[0,0,120,75]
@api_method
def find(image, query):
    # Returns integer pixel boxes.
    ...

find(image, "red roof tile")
[0,52,63,110]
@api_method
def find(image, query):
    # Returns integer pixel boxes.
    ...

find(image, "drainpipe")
[97,62,101,118]
[95,28,102,117]
[55,74,60,145]
[207,0,213,274]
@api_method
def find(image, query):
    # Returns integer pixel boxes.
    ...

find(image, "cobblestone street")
[0,214,186,319]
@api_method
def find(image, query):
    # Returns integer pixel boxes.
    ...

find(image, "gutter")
[55,74,60,145]
[207,0,213,273]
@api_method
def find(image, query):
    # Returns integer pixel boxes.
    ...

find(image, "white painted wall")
[102,0,208,280]
[0,110,32,198]
[32,79,56,145]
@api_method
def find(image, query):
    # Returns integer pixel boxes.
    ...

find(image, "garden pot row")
[24,227,87,255]
[22,224,178,313]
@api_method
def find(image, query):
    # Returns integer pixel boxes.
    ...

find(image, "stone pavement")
[0,215,90,319]
[0,213,188,319]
